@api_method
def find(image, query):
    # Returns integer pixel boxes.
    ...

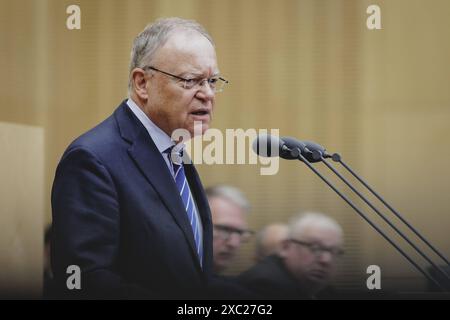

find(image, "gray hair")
[205,185,251,213]
[288,212,343,240]
[128,17,214,91]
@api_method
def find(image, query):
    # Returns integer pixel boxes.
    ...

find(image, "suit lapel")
[114,102,201,267]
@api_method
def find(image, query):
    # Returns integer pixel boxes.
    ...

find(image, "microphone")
[281,137,332,162]
[252,134,325,162]
[302,140,330,159]
[252,134,290,158]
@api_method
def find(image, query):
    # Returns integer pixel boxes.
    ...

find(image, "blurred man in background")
[206,185,253,274]
[254,223,289,262]
[239,212,344,299]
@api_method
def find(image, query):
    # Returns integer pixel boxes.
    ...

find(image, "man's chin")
[214,260,231,273]
[217,252,235,264]
[190,120,210,136]
[307,271,330,284]
[170,123,208,142]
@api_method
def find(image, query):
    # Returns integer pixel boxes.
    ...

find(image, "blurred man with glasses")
[205,185,257,299]
[51,18,228,299]
[206,185,253,274]
[239,212,344,299]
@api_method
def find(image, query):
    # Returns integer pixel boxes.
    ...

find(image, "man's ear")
[131,68,149,100]
[278,239,290,258]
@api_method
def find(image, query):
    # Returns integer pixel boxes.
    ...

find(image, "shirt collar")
[126,98,175,154]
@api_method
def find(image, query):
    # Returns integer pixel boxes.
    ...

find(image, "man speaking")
[51,17,228,299]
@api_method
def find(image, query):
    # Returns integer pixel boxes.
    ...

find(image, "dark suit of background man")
[51,17,229,299]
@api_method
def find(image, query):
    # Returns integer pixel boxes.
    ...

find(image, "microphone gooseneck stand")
[331,152,450,267]
[289,146,449,292]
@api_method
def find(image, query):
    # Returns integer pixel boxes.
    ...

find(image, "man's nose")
[196,80,215,100]
[317,251,333,264]
[226,233,242,249]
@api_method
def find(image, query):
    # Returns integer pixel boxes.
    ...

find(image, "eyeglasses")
[213,224,254,243]
[143,66,229,93]
[289,239,344,258]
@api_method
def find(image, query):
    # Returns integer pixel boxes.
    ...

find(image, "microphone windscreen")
[252,134,282,157]
[303,141,326,154]
[281,137,324,162]
[279,136,305,160]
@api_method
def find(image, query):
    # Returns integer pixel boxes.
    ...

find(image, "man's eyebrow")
[180,70,221,78]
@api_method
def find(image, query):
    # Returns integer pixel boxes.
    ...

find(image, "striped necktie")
[167,147,203,267]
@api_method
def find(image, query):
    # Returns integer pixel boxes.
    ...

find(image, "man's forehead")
[211,197,247,223]
[152,35,218,76]
[157,30,215,58]
[165,29,213,47]
[295,224,343,246]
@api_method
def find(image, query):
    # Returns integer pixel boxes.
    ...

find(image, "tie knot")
[165,144,184,166]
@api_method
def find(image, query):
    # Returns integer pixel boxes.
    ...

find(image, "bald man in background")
[254,223,289,262]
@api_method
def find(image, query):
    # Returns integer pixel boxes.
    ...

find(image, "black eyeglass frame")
[213,224,254,242]
[289,239,345,258]
[142,65,229,92]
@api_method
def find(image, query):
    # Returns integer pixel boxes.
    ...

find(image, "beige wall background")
[1,0,450,294]
[0,122,44,297]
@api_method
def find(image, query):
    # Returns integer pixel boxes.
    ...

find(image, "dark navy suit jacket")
[51,100,213,299]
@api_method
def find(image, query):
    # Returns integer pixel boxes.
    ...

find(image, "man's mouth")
[189,109,211,121]
[192,110,209,116]
[218,251,233,260]
[309,269,328,281]
[190,110,210,116]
